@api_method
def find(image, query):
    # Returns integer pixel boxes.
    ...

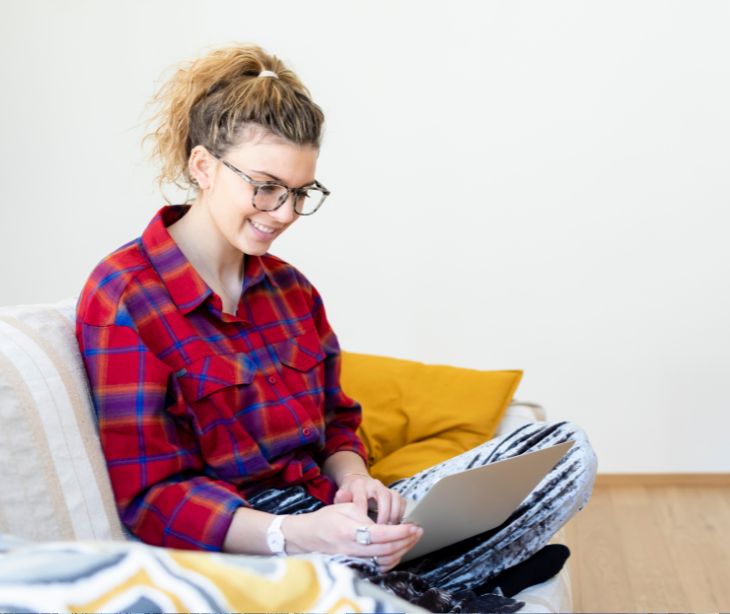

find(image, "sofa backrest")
[0,298,125,542]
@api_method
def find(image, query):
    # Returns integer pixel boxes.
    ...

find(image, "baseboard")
[595,473,730,487]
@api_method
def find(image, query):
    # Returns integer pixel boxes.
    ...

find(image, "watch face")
[269,533,284,551]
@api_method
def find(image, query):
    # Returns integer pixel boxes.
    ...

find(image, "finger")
[334,488,353,504]
[371,551,403,572]
[367,521,420,545]
[397,493,408,523]
[351,480,369,516]
[387,530,424,566]
[360,529,423,561]
[345,520,413,557]
[373,537,420,572]
[375,487,392,525]
[386,491,403,525]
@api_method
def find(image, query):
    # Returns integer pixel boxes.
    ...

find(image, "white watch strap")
[270,515,284,532]
[266,514,288,557]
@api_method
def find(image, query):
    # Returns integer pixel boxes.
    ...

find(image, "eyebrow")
[249,169,317,190]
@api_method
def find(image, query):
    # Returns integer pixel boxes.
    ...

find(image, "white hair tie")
[258,70,279,79]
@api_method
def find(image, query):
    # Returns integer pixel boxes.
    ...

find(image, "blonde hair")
[145,43,324,189]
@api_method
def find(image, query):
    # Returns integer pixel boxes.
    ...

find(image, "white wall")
[1,0,728,473]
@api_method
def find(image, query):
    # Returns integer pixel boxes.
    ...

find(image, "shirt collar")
[141,205,276,315]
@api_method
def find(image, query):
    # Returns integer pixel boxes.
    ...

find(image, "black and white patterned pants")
[250,421,597,593]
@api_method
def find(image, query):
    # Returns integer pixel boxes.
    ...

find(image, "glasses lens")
[253,184,289,211]
[294,188,326,215]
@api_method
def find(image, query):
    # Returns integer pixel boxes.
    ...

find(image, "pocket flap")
[277,331,326,372]
[176,353,256,401]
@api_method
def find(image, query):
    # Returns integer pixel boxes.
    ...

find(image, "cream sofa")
[0,298,572,612]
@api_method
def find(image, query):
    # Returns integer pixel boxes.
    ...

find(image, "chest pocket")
[172,351,271,478]
[176,352,256,402]
[273,327,327,427]
[275,328,327,372]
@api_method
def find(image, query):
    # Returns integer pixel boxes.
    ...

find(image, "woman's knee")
[552,420,598,509]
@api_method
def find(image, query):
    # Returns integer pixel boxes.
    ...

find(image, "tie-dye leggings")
[249,420,597,593]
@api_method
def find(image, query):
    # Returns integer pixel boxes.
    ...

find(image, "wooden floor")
[563,480,730,612]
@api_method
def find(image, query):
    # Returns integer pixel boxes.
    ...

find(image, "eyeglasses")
[212,153,330,216]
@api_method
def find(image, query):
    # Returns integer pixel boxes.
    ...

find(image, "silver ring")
[371,556,379,566]
[355,526,372,545]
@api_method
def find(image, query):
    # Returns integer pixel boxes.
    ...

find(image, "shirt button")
[302,427,312,437]
[268,375,277,384]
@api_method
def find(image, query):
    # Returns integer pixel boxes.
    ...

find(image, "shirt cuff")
[127,478,248,552]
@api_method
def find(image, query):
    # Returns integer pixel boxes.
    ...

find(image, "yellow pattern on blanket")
[0,540,412,613]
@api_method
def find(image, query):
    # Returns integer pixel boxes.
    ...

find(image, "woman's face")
[200,133,319,257]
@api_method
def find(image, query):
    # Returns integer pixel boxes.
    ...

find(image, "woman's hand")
[285,502,423,572]
[334,473,407,525]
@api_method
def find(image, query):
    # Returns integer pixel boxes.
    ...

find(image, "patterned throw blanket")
[349,559,525,613]
[340,537,572,612]
[0,538,424,613]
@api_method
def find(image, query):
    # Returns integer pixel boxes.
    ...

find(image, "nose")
[268,193,297,225]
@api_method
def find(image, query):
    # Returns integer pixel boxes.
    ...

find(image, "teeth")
[250,220,275,234]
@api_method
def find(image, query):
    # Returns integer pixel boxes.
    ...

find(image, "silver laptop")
[397,440,574,562]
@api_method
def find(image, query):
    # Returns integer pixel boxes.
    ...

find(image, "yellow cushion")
[340,352,522,485]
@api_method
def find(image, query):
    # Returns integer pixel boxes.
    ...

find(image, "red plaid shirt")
[76,205,367,551]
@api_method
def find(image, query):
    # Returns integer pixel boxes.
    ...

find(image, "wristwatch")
[266,515,288,557]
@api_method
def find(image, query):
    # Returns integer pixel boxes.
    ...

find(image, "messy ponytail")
[145,43,324,189]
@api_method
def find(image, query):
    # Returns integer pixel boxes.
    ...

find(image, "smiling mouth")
[249,219,277,235]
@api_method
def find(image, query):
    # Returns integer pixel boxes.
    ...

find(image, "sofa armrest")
[0,298,126,542]
[494,399,547,437]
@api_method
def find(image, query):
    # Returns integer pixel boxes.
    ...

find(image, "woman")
[77,44,596,611]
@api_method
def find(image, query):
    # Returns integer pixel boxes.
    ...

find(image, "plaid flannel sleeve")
[77,321,246,551]
[309,286,369,466]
